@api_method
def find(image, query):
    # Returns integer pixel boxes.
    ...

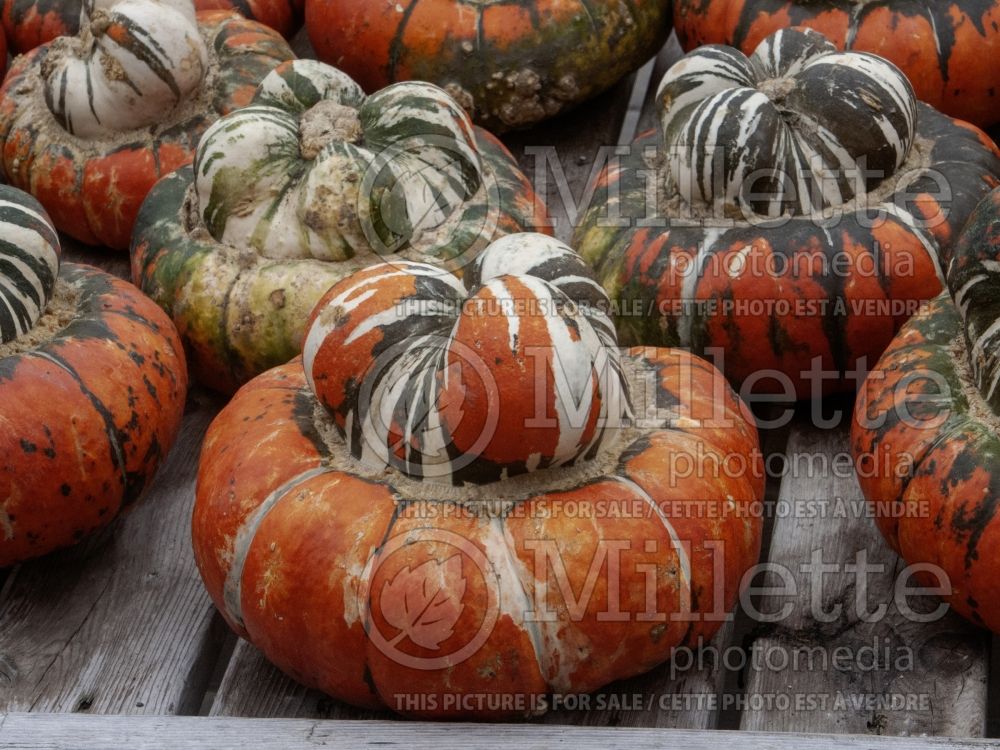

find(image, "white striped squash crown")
[194,59,486,263]
[42,0,208,137]
[657,27,918,219]
[302,234,632,485]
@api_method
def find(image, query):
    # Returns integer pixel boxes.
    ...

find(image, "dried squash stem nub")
[41,0,208,137]
[0,186,61,345]
[302,234,632,486]
[658,28,918,219]
[299,101,363,159]
[194,58,486,263]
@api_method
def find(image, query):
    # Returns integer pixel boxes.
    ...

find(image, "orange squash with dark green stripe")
[0,3,294,251]
[853,187,1000,633]
[575,29,1000,398]
[304,0,671,131]
[193,233,763,718]
[0,184,187,566]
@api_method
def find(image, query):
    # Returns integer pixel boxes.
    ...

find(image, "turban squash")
[0,184,187,567]
[304,0,671,131]
[0,0,294,251]
[673,0,1000,128]
[0,0,304,49]
[574,28,1000,399]
[852,187,1000,633]
[131,59,547,394]
[192,233,764,718]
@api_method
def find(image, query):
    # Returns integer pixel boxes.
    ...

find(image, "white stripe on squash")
[43,0,207,138]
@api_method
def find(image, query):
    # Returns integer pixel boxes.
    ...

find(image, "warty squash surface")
[304,0,671,131]
[853,187,1000,633]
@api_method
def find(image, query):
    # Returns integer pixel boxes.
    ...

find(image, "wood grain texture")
[0,391,225,715]
[209,640,386,720]
[501,71,638,244]
[1,713,999,748]
[740,418,990,737]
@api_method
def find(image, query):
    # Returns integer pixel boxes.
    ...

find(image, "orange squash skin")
[674,0,1000,128]
[0,263,188,566]
[852,188,1000,632]
[304,0,671,131]
[194,345,763,718]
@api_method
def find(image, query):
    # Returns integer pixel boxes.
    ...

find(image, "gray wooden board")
[501,67,639,244]
[740,418,991,737]
[1,713,999,749]
[0,391,225,715]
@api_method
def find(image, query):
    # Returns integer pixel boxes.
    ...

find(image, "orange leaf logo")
[379,554,466,650]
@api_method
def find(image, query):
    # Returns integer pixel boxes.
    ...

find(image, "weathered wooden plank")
[1,713,997,749]
[0,391,226,715]
[502,73,638,245]
[740,418,990,737]
[208,640,385,720]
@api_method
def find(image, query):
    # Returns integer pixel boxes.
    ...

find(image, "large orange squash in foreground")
[193,233,763,718]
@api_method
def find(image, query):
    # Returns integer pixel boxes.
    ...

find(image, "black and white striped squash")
[0,0,294,249]
[0,188,60,345]
[193,233,763,717]
[575,28,1000,398]
[658,28,917,217]
[132,59,547,393]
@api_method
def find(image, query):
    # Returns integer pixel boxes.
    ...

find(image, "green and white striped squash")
[132,59,547,393]
[195,59,487,262]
